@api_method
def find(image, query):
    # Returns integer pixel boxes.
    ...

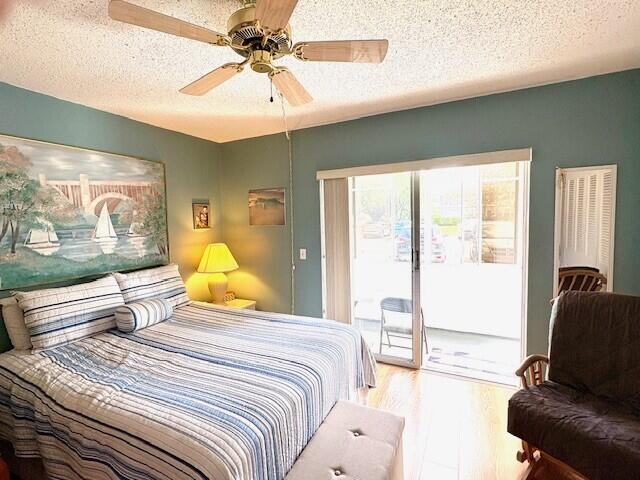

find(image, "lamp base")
[208,272,228,304]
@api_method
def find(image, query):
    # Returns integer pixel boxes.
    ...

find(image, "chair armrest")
[515,355,549,390]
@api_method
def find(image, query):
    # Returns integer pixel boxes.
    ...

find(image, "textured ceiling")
[1,1,640,142]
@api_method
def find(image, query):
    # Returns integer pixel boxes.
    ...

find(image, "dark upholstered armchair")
[508,291,640,480]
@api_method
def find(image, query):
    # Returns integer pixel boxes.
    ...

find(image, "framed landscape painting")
[0,134,169,290]
[248,188,286,226]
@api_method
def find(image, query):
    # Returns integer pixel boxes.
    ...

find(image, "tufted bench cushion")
[286,400,405,480]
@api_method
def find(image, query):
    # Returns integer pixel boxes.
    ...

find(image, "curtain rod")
[316,148,532,180]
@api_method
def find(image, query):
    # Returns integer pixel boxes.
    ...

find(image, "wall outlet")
[299,248,307,260]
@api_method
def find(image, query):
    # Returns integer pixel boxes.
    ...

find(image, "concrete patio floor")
[358,318,521,385]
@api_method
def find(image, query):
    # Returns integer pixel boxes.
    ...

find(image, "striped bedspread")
[0,302,376,480]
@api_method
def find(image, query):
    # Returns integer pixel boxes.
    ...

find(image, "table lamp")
[197,243,239,304]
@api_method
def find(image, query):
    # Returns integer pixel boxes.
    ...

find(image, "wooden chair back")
[558,267,607,293]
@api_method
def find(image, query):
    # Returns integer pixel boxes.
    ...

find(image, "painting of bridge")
[41,174,157,216]
[0,134,168,290]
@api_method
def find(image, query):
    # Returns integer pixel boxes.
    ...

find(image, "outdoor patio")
[352,259,524,385]
[350,168,526,386]
[358,318,520,385]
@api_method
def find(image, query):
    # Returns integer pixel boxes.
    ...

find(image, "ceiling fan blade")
[293,39,389,63]
[180,64,243,96]
[109,0,228,46]
[270,68,312,107]
[255,0,298,31]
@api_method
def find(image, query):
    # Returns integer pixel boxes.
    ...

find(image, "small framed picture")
[192,201,211,229]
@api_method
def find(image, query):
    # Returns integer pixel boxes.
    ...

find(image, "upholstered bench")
[286,400,405,480]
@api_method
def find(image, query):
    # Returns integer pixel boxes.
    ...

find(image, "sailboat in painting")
[126,216,147,257]
[127,210,144,238]
[24,225,61,256]
[93,203,118,254]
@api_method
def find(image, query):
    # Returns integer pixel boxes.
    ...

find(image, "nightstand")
[224,298,256,310]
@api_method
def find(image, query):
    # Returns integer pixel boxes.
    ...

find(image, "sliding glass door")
[349,172,421,367]
[320,149,530,381]
[419,163,527,383]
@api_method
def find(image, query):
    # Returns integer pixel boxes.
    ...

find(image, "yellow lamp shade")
[197,243,239,274]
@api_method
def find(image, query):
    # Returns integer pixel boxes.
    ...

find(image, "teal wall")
[220,69,640,356]
[221,134,293,313]
[2,69,639,356]
[0,82,224,350]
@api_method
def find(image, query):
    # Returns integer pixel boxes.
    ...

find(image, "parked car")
[361,221,391,238]
[394,220,411,239]
[394,236,411,262]
[430,225,446,263]
[393,223,446,263]
[460,219,479,263]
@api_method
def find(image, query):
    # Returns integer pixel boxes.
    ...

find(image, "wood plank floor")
[367,364,527,480]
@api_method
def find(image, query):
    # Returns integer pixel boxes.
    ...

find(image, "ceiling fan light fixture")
[250,49,274,73]
[108,0,388,103]
[227,4,291,60]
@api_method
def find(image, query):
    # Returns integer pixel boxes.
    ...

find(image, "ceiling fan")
[108,0,389,106]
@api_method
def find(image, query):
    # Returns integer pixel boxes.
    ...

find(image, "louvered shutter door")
[586,173,598,261]
[599,170,614,276]
[559,167,615,278]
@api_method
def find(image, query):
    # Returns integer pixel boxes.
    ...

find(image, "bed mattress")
[0,302,376,480]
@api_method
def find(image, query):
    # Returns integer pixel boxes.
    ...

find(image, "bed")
[0,301,376,480]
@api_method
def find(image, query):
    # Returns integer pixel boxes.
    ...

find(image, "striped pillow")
[113,264,189,308]
[0,297,32,350]
[14,276,125,352]
[115,298,173,333]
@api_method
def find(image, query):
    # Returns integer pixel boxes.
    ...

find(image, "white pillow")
[0,297,32,350]
[14,276,125,352]
[115,298,173,333]
[113,264,189,309]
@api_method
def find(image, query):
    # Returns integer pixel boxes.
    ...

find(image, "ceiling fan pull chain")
[270,77,274,103]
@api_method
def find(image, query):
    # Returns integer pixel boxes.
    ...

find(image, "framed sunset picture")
[248,188,285,226]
